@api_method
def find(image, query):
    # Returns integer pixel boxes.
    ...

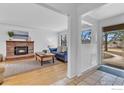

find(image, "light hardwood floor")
[1,58,124,85]
[2,58,67,85]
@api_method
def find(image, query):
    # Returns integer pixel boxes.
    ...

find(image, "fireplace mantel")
[6,40,34,60]
[6,40,34,43]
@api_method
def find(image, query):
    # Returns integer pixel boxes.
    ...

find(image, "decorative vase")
[9,37,12,40]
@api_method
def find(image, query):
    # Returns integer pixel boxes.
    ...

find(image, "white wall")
[0,24,58,57]
[100,13,124,27]
[77,16,99,76]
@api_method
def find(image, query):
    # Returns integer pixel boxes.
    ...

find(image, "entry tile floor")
[53,70,124,85]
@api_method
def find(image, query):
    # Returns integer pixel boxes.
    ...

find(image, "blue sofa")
[49,48,67,62]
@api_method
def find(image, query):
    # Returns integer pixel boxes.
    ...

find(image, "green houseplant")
[8,31,14,40]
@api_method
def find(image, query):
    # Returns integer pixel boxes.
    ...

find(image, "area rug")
[3,60,60,77]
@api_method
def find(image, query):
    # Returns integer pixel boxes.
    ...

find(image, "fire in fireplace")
[14,46,28,55]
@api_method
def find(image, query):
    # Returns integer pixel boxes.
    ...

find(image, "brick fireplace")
[6,40,34,60]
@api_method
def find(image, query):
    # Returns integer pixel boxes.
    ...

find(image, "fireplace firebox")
[14,46,28,55]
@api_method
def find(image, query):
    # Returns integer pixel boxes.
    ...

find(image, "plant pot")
[9,37,13,40]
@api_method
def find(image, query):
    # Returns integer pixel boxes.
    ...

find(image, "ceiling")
[86,3,124,20]
[0,3,68,32]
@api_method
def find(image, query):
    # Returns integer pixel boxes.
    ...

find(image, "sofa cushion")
[49,48,57,54]
[56,52,67,58]
[55,52,67,62]
[56,52,64,57]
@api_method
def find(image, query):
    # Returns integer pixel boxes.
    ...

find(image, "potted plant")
[8,31,14,40]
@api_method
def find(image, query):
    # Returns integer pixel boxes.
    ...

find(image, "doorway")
[102,23,124,69]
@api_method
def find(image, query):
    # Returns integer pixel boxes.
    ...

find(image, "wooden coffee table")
[35,52,55,66]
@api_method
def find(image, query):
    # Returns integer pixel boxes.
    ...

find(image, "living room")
[0,3,124,86]
[0,3,68,84]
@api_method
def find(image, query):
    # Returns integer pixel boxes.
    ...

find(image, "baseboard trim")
[77,65,99,77]
[67,73,77,79]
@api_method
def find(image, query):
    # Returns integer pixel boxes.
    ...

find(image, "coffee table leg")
[41,58,43,66]
[52,56,54,64]
[36,55,37,61]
